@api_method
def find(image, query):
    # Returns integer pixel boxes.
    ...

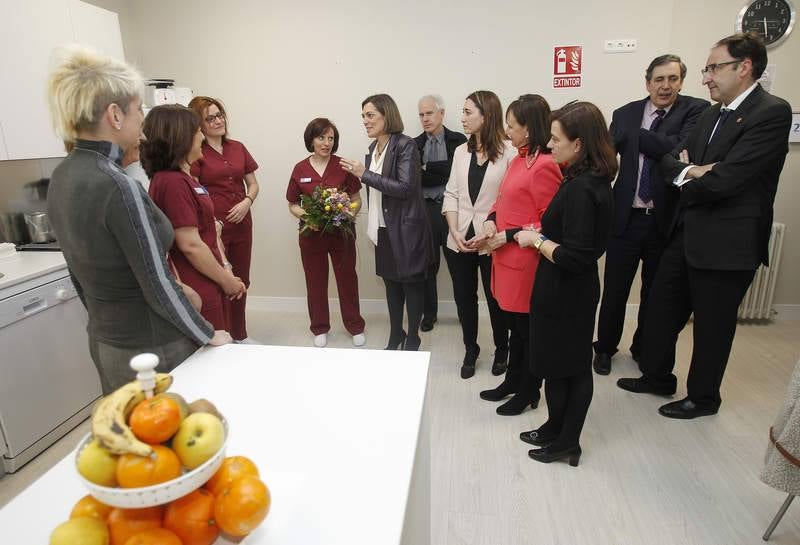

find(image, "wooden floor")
[2,310,799,544]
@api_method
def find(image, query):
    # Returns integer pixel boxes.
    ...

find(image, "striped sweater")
[48,139,213,348]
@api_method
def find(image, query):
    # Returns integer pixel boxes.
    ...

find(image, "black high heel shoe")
[528,445,581,467]
[519,429,557,447]
[496,391,540,416]
[479,379,514,401]
[491,347,508,376]
[460,344,480,379]
[385,330,407,350]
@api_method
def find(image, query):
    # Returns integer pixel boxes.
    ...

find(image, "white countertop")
[0,251,67,293]
[0,344,431,545]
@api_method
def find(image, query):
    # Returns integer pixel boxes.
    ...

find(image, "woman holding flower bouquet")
[287,118,366,348]
[340,94,434,351]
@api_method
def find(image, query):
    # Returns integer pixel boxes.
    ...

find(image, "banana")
[91,373,173,457]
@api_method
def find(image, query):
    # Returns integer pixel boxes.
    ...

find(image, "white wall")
[88,0,800,306]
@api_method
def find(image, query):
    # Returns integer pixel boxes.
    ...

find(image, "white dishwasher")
[0,253,102,476]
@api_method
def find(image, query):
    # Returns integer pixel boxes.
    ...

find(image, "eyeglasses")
[204,112,225,123]
[700,60,741,75]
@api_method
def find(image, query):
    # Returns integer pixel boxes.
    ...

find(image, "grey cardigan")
[48,139,214,349]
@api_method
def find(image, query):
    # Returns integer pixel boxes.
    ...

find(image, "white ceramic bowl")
[74,421,229,508]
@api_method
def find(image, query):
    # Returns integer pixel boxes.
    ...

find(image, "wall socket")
[604,39,637,53]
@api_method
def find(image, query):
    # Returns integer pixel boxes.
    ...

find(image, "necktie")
[708,108,731,143]
[637,109,666,204]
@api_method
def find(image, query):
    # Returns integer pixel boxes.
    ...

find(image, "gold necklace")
[376,137,389,158]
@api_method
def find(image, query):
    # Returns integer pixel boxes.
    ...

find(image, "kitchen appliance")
[24,211,56,243]
[0,251,102,476]
[0,212,30,245]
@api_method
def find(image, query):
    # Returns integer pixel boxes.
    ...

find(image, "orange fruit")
[116,445,182,488]
[107,506,163,545]
[129,394,182,444]
[70,494,113,521]
[214,475,271,537]
[205,456,259,496]
[164,489,219,545]
[123,527,182,545]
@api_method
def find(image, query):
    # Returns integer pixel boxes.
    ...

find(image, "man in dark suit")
[617,33,792,419]
[414,95,467,332]
[593,55,709,375]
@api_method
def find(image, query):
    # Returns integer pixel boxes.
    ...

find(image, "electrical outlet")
[604,39,637,53]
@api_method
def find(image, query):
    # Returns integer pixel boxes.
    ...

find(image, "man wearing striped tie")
[617,33,792,419]
[592,54,708,377]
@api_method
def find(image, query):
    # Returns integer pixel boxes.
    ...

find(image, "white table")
[0,345,431,545]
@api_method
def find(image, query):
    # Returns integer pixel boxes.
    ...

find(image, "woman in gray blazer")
[341,94,434,351]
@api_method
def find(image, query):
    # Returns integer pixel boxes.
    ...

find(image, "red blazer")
[490,152,562,313]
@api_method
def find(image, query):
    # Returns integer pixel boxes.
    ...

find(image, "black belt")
[632,207,655,215]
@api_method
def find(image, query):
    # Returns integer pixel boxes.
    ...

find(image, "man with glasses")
[592,55,708,376]
[618,33,792,419]
[414,95,467,332]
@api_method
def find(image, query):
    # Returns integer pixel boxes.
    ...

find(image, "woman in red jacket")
[477,95,562,416]
[188,96,259,343]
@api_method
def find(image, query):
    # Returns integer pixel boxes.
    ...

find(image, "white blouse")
[366,143,388,245]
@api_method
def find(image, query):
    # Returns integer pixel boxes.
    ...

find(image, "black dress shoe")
[384,330,407,350]
[519,429,557,447]
[480,379,514,401]
[616,376,676,396]
[658,397,718,419]
[491,348,508,376]
[496,392,539,416]
[528,445,581,467]
[420,316,437,332]
[460,345,480,379]
[593,352,612,375]
[403,335,421,351]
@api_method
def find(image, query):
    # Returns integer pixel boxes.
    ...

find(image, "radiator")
[738,222,785,320]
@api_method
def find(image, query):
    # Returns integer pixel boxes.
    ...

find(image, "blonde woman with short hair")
[46,46,231,393]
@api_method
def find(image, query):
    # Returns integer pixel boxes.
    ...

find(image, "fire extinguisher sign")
[553,46,582,88]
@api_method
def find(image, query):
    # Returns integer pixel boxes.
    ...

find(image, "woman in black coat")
[515,101,617,466]
[341,94,434,351]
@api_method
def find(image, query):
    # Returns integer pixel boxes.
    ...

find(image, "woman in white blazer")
[442,90,513,379]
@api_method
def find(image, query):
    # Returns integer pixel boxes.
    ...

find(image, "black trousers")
[539,370,594,450]
[423,198,449,320]
[595,210,671,364]
[443,247,509,353]
[506,311,541,396]
[640,231,755,408]
[384,278,425,350]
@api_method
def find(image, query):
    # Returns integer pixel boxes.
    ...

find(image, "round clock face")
[737,0,796,47]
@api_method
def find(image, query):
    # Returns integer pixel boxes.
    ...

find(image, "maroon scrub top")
[149,170,225,314]
[286,154,362,203]
[191,139,258,226]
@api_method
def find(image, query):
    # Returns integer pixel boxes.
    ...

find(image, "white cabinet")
[0,0,125,161]
[68,1,125,61]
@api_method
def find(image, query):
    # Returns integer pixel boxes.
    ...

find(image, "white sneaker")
[352,333,366,347]
[314,334,328,348]
[236,337,261,345]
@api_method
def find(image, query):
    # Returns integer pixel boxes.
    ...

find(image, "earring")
[115,124,122,131]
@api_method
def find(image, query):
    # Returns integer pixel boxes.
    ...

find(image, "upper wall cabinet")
[0,0,125,161]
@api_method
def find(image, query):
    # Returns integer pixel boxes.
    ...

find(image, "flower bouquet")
[300,186,358,236]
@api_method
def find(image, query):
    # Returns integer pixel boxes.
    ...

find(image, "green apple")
[172,412,224,470]
[50,516,109,545]
[77,439,118,487]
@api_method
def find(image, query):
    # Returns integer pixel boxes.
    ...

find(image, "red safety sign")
[553,46,582,88]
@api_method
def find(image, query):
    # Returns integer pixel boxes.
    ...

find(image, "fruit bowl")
[74,420,229,509]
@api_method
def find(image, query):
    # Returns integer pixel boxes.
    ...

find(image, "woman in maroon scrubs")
[287,118,366,347]
[188,96,259,342]
[142,105,245,331]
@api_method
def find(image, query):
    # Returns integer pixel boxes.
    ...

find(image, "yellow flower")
[349,203,358,209]
[324,205,331,211]
[337,203,344,209]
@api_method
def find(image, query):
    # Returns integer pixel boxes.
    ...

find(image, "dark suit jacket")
[362,133,434,279]
[659,84,792,270]
[413,126,467,189]
[609,94,709,236]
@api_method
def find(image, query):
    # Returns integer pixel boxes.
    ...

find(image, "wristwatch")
[533,235,548,250]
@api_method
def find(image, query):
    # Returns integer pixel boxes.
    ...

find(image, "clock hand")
[764,16,768,35]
